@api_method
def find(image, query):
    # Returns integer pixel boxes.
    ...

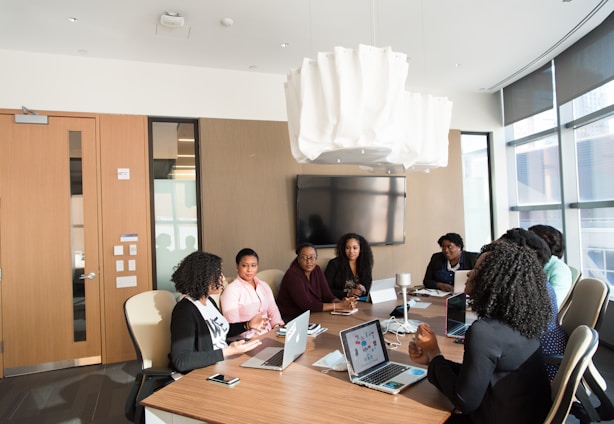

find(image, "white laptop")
[368,277,397,303]
[241,310,309,371]
[453,270,470,294]
[339,319,427,394]
[445,293,470,339]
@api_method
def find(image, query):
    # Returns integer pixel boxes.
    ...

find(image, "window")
[461,133,492,251]
[149,119,201,294]
[504,68,614,298]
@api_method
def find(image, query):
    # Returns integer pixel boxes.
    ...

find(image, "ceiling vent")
[160,12,184,28]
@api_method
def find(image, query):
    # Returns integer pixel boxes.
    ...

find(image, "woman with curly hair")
[408,241,552,424]
[499,228,568,380]
[324,233,374,298]
[169,251,266,373]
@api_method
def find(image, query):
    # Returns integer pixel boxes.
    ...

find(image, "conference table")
[142,294,464,424]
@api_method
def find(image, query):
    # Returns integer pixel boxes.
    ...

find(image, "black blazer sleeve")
[462,251,479,269]
[423,252,445,289]
[169,298,224,373]
[324,257,346,299]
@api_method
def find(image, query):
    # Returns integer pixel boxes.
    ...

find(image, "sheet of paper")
[410,301,431,309]
[413,288,451,298]
[312,350,345,368]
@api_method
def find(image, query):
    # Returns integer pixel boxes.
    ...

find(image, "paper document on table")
[413,288,451,297]
[410,301,431,309]
[313,350,345,368]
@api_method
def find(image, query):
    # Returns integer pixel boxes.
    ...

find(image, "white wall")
[1,49,501,131]
[0,48,510,237]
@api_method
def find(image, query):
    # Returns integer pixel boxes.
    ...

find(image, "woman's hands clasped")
[408,323,442,365]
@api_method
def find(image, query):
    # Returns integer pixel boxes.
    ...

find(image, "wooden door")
[0,114,101,374]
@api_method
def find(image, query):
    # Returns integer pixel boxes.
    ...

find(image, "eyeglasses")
[298,255,318,262]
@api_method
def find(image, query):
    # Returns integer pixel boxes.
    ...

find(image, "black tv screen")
[296,175,406,248]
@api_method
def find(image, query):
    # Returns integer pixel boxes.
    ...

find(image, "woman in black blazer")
[168,251,267,373]
[423,233,478,292]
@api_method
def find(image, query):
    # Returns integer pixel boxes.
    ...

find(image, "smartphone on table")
[207,373,240,387]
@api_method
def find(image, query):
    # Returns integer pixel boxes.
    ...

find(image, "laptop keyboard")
[450,325,467,337]
[263,349,284,367]
[362,363,410,385]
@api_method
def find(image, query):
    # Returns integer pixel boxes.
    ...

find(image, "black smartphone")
[207,373,240,387]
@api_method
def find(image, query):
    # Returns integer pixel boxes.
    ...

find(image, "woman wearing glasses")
[277,242,356,321]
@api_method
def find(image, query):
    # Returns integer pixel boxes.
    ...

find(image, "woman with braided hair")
[408,241,552,424]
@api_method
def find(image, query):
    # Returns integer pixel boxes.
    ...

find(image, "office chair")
[124,290,180,424]
[544,325,599,424]
[256,269,285,298]
[549,278,613,423]
[558,265,581,316]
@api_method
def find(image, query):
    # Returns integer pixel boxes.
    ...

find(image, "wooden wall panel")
[200,118,465,286]
[99,114,152,363]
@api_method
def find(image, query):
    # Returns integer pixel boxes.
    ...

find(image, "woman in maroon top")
[277,242,356,321]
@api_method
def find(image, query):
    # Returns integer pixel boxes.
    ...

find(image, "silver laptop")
[453,270,470,294]
[339,319,427,394]
[241,310,309,371]
[445,293,470,339]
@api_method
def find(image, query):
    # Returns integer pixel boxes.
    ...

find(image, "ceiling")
[1,0,612,94]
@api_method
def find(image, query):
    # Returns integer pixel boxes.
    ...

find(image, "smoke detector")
[160,12,185,28]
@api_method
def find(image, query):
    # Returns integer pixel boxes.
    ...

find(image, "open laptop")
[453,270,470,294]
[241,310,309,371]
[445,293,470,339]
[368,277,397,303]
[339,319,427,394]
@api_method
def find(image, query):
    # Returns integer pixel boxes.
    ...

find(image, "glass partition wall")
[149,119,201,294]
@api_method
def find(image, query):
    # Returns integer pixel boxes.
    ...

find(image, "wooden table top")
[142,296,463,424]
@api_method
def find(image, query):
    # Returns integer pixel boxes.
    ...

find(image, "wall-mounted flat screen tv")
[296,175,406,248]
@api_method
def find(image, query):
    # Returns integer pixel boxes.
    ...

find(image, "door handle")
[79,272,96,280]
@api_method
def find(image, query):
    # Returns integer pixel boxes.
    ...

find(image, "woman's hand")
[349,284,366,297]
[408,341,430,365]
[248,314,270,331]
[435,282,453,292]
[340,296,357,310]
[224,339,262,357]
[410,324,442,363]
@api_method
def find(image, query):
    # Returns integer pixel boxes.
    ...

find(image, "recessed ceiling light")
[68,17,78,23]
[281,42,289,48]
[221,17,234,27]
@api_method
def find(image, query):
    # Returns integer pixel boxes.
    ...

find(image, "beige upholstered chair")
[558,265,581,316]
[559,277,609,334]
[544,325,599,424]
[256,269,285,298]
[124,290,180,423]
[552,277,613,422]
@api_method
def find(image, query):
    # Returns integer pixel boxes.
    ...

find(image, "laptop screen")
[340,320,388,375]
[446,293,467,333]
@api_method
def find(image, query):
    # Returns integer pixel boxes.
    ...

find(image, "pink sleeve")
[220,281,242,323]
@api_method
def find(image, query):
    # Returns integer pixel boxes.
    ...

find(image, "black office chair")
[124,290,181,424]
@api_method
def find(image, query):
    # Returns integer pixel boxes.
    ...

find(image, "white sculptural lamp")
[284,45,453,172]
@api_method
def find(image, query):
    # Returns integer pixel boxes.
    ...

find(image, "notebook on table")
[445,293,470,339]
[453,270,470,294]
[339,319,427,394]
[241,310,309,371]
